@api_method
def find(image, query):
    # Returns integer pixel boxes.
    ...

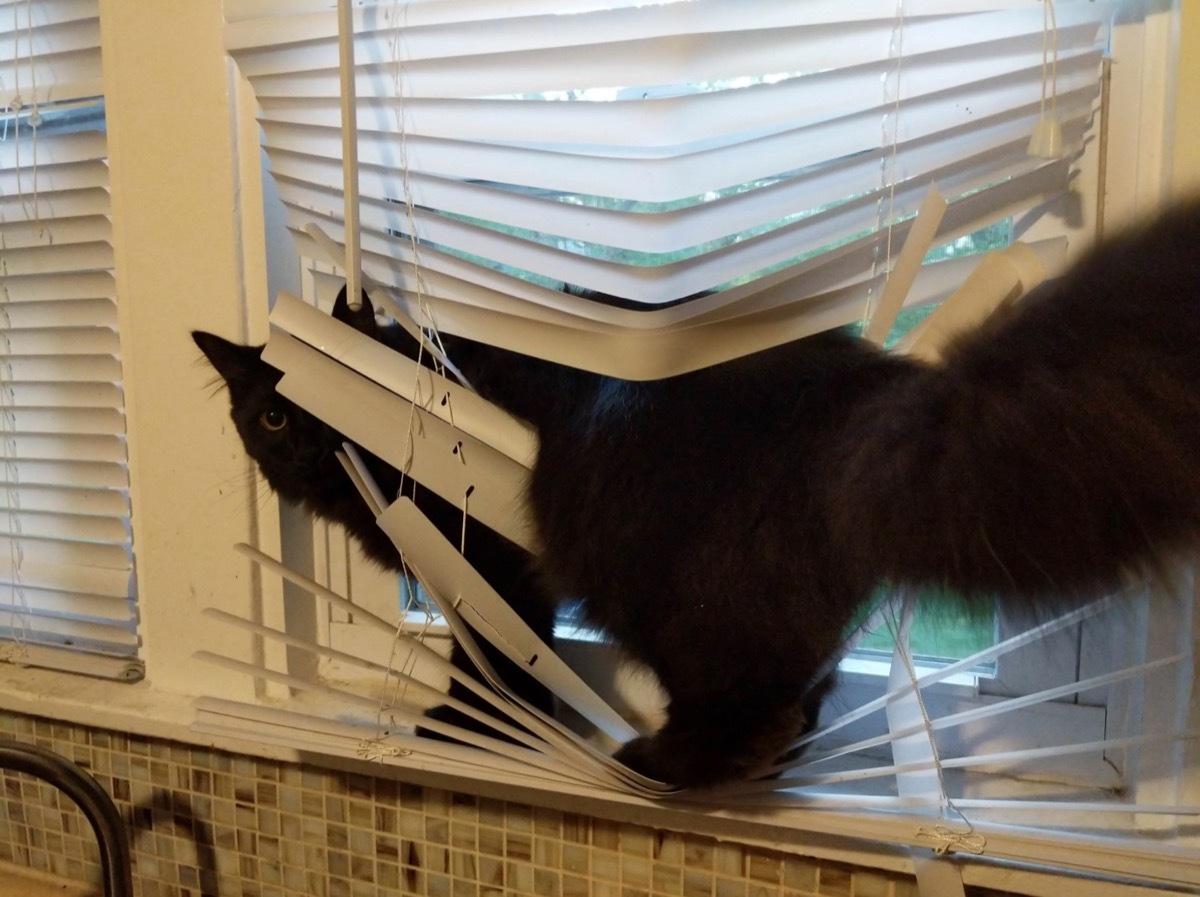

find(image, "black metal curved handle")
[0,739,133,897]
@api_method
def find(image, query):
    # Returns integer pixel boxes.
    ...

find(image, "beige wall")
[1174,0,1200,193]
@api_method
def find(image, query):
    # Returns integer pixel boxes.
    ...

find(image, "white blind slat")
[0,483,128,518]
[0,196,112,231]
[282,154,1066,322]
[0,509,128,543]
[224,0,1018,44]
[0,407,122,435]
[0,130,107,170]
[0,76,104,110]
[0,640,141,681]
[0,271,114,303]
[0,587,133,624]
[0,326,119,356]
[0,242,114,277]
[0,533,129,571]
[0,0,96,28]
[2,354,123,382]
[0,557,130,598]
[0,158,110,194]
[0,459,129,490]
[0,298,116,329]
[1,381,123,409]
[0,614,137,651]
[1,433,126,464]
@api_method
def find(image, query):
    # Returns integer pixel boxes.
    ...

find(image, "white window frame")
[297,1,1193,798]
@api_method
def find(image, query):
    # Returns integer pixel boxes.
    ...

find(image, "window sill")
[0,661,911,875]
[0,661,1192,896]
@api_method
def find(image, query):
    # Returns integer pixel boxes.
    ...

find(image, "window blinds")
[225,0,1109,378]
[206,0,1200,889]
[0,0,141,681]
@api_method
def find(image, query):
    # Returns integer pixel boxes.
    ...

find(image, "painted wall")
[1174,0,1200,193]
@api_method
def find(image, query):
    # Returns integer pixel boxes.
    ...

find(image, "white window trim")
[0,3,1194,894]
[306,0,1177,792]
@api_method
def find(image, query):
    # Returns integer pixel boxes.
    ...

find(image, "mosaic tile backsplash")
[0,710,1011,897]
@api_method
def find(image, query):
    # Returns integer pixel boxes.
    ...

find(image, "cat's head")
[192,331,348,506]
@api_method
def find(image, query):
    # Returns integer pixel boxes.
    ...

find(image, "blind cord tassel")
[915,825,987,857]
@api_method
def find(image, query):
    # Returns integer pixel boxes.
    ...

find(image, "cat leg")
[420,638,556,742]
[613,683,813,788]
[418,570,558,742]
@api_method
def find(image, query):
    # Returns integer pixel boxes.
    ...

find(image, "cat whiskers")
[246,474,277,511]
[197,370,231,399]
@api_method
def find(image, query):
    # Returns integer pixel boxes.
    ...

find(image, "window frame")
[239,0,1198,810]
[0,2,140,678]
[299,3,1187,800]
[0,2,1194,893]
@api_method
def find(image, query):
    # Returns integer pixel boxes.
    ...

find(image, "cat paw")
[612,735,682,786]
[612,689,815,789]
[612,734,742,789]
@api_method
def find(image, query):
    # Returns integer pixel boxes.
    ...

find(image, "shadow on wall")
[128,791,220,897]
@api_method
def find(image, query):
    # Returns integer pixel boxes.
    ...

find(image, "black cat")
[200,199,1200,789]
[192,293,559,737]
[410,200,1200,787]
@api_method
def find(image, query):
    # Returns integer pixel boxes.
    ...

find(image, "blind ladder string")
[385,0,476,598]
[1,0,37,658]
[1041,0,1060,126]
[10,0,40,225]
[865,0,907,336]
[884,602,982,854]
[386,0,452,371]
[0,243,28,657]
[336,0,361,309]
[1029,0,1063,158]
[341,0,466,739]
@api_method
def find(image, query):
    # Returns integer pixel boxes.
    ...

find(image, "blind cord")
[886,602,983,857]
[864,0,907,334]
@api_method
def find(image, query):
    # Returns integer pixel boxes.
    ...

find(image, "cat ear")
[332,284,377,337]
[191,330,266,387]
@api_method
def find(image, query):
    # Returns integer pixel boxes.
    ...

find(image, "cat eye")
[259,409,287,432]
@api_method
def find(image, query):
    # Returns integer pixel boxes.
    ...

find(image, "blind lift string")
[336,0,361,311]
[332,0,478,730]
[2,0,42,654]
[863,0,907,335]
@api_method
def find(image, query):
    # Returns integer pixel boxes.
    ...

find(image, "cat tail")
[827,199,1200,609]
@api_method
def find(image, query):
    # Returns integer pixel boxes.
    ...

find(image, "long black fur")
[198,199,1200,789]
[428,200,1200,786]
